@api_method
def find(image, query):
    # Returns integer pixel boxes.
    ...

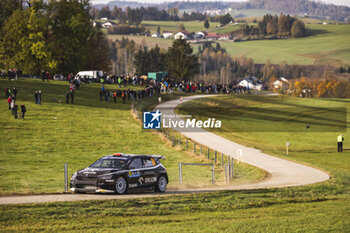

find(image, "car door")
[141,158,158,188]
[127,158,145,189]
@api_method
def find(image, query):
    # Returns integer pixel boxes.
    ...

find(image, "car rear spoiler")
[151,155,165,160]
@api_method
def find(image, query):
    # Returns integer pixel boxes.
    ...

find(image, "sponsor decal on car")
[138,177,157,184]
[128,171,140,178]
[128,183,138,188]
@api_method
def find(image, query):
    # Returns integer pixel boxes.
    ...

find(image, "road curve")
[156,95,330,189]
[0,95,330,205]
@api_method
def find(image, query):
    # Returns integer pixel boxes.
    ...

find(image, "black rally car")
[70,153,168,194]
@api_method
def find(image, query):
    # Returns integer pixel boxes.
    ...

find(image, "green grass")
[1,88,349,231]
[108,22,350,66]
[0,188,348,232]
[178,94,350,192]
[217,24,350,66]
[142,20,220,34]
[0,79,262,194]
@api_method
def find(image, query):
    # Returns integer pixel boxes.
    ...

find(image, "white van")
[75,70,104,81]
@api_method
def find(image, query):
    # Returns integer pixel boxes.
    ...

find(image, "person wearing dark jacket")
[70,90,74,104]
[38,90,42,104]
[34,91,38,104]
[21,104,26,119]
[65,91,70,104]
[14,103,18,119]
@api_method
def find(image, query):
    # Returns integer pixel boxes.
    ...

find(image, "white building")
[151,32,161,38]
[101,21,116,29]
[162,31,173,39]
[238,77,263,90]
[174,30,190,40]
[272,77,290,90]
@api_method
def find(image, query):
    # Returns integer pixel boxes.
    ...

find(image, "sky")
[91,0,350,7]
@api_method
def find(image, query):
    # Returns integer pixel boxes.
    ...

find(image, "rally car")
[70,153,168,194]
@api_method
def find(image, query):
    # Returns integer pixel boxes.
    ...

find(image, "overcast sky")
[91,0,350,7]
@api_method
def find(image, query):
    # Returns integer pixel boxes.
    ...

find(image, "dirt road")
[0,95,329,205]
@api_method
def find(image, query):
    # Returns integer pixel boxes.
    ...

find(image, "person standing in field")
[21,104,26,119]
[338,134,344,152]
[38,90,42,104]
[122,90,126,104]
[70,90,74,104]
[14,103,18,119]
[34,91,38,104]
[65,91,70,104]
[7,96,12,109]
[113,91,117,103]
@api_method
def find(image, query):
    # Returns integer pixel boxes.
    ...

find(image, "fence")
[131,101,236,185]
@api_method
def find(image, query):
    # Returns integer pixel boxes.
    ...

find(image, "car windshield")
[90,158,127,169]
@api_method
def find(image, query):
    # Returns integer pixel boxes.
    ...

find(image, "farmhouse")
[174,30,191,40]
[162,31,173,39]
[238,76,263,90]
[193,31,207,39]
[151,32,161,38]
[101,21,116,29]
[272,77,290,90]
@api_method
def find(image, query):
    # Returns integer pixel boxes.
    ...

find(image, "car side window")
[144,159,154,168]
[129,158,143,169]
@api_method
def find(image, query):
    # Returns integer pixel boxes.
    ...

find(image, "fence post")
[211,164,215,184]
[228,160,231,180]
[231,158,234,177]
[225,165,228,184]
[64,163,68,192]
[207,148,210,159]
[179,163,182,185]
[200,145,202,155]
[214,151,217,164]
[167,130,169,139]
[186,139,188,150]
[194,142,196,153]
[179,137,181,145]
[172,135,174,147]
[221,153,224,167]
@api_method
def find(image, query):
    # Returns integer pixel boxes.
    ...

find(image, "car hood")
[77,167,121,178]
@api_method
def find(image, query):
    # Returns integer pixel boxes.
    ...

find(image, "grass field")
[0,93,349,232]
[142,20,220,34]
[0,79,262,194]
[107,20,350,66]
[217,24,350,66]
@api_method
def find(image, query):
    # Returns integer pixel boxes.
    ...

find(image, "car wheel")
[115,177,127,194]
[155,176,167,192]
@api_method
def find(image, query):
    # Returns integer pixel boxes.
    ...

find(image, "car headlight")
[98,175,112,180]
[71,172,77,180]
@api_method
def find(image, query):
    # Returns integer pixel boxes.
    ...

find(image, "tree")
[177,23,186,31]
[0,9,30,69]
[291,20,306,38]
[204,19,210,29]
[0,0,23,29]
[134,47,150,76]
[219,13,233,26]
[166,38,199,81]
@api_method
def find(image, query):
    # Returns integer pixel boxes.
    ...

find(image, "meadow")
[0,93,349,232]
[107,20,350,66]
[0,79,261,194]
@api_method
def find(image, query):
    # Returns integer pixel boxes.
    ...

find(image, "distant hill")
[94,0,350,22]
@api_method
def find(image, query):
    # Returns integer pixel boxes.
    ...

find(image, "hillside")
[95,0,350,22]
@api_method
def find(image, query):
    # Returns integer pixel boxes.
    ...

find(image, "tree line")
[290,77,350,98]
[91,6,233,25]
[0,0,109,75]
[235,14,306,39]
